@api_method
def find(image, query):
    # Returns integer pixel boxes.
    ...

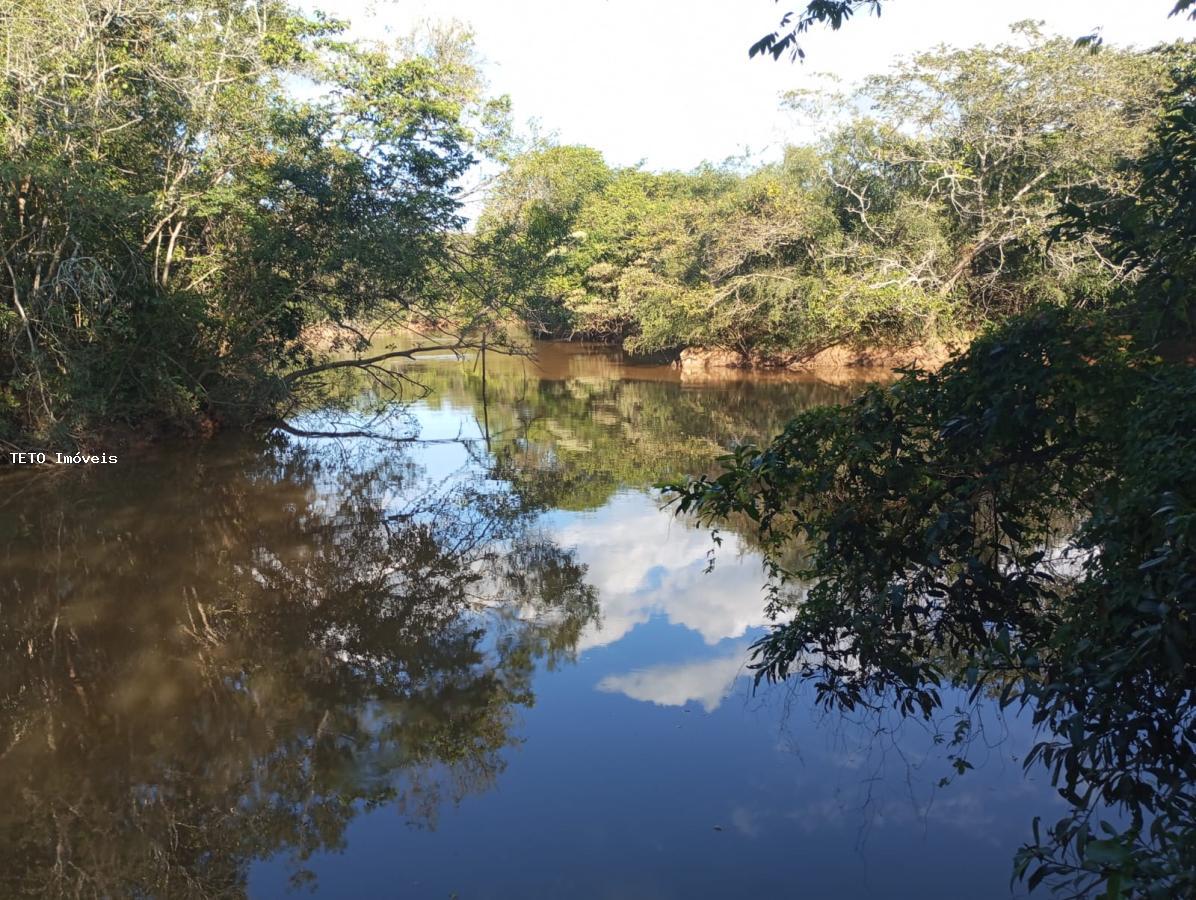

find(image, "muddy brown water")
[0,342,1047,898]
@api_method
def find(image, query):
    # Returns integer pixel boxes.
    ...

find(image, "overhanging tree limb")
[283,343,483,385]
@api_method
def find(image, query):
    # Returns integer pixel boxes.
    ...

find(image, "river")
[0,341,1056,898]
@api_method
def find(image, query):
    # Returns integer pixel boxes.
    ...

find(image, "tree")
[667,307,1196,896]
[474,145,615,335]
[1057,44,1196,341]
[749,0,1196,61]
[481,33,1173,367]
[0,1,510,443]
[666,24,1196,897]
[836,25,1166,318]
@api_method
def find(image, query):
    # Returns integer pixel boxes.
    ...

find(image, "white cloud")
[301,0,1196,173]
[597,649,749,712]
[548,492,772,650]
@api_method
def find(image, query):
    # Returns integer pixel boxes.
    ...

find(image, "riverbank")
[1,322,935,454]
[676,338,967,375]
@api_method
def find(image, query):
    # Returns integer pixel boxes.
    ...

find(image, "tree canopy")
[0,0,510,444]
[481,32,1180,368]
[665,18,1196,898]
[749,0,1196,61]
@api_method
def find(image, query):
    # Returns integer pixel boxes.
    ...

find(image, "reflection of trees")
[0,439,597,898]
[402,348,861,511]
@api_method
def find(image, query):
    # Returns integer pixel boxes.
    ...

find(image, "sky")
[316,0,1196,173]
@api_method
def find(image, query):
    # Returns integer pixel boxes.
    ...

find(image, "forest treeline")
[479,26,1193,364]
[3,7,1194,444]
[666,15,1196,897]
[4,0,1196,894]
[0,0,511,444]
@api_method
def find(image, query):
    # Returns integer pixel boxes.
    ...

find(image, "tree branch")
[283,343,482,385]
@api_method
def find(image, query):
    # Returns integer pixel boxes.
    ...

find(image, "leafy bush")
[480,31,1177,366]
[665,308,1196,895]
[0,1,507,440]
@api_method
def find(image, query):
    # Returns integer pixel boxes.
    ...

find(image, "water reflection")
[597,649,750,712]
[0,441,595,897]
[551,494,771,650]
[0,343,1046,898]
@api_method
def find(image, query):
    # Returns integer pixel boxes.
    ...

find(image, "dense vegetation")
[479,28,1186,367]
[0,0,509,444]
[4,5,1190,438]
[5,0,1196,894]
[667,18,1196,898]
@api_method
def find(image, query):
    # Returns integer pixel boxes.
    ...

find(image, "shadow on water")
[0,437,596,897]
[0,342,1047,898]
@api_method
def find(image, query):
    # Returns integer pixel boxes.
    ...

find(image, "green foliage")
[749,1,884,62]
[1058,43,1196,340]
[0,1,507,440]
[665,308,1196,895]
[750,1,1196,61]
[654,15,1196,897]
[481,33,1176,366]
[474,146,616,334]
[856,25,1166,315]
